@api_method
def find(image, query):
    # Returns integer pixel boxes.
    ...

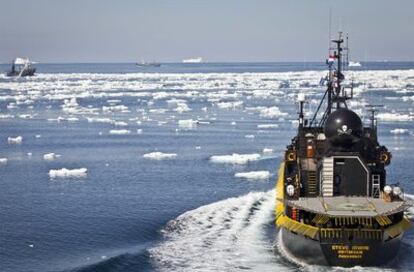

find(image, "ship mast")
[310,32,352,127]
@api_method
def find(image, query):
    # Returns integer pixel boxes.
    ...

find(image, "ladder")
[321,157,334,196]
[372,174,380,197]
[307,171,318,196]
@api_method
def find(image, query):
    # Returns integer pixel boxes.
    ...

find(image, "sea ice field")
[0,62,414,272]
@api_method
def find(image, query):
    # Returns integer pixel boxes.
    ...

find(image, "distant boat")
[136,61,161,67]
[348,61,361,67]
[182,57,203,63]
[6,58,36,77]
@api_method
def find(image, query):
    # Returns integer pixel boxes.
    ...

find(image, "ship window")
[335,158,345,165]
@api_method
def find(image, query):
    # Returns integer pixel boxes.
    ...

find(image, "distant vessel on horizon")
[182,57,203,63]
[348,61,362,67]
[136,61,161,67]
[6,58,36,77]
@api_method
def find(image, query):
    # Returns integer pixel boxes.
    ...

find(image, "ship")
[275,33,411,267]
[348,61,362,67]
[182,57,202,63]
[136,61,161,67]
[6,58,36,77]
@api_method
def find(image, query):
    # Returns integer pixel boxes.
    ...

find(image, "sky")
[0,0,413,63]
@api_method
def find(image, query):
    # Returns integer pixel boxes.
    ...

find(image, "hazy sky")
[0,0,413,63]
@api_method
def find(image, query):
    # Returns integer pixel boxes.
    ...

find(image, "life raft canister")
[286,150,296,162]
[379,151,391,165]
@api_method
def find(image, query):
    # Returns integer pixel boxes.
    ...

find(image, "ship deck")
[286,196,409,217]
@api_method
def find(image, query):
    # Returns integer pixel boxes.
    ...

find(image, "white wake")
[149,190,293,272]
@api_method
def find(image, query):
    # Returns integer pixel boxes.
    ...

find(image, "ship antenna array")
[309,32,352,127]
[365,104,383,134]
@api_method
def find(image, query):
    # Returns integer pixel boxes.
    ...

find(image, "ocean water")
[0,62,413,272]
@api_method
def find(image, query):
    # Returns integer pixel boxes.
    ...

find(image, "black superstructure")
[275,33,411,267]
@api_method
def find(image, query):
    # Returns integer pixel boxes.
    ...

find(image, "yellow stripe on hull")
[275,162,285,222]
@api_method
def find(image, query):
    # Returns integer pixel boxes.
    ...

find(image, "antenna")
[328,7,332,55]
[366,104,384,135]
[346,34,349,67]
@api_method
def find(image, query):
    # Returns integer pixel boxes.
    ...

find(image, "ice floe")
[178,119,198,129]
[109,129,131,135]
[210,153,261,164]
[8,136,23,145]
[114,121,128,127]
[257,124,279,129]
[377,112,413,122]
[0,158,8,164]
[262,148,273,154]
[43,153,60,161]
[86,117,114,124]
[143,152,177,160]
[390,128,409,134]
[259,106,288,119]
[216,101,243,109]
[234,171,271,180]
[49,168,88,179]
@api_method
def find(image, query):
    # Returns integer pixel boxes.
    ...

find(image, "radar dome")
[324,108,363,146]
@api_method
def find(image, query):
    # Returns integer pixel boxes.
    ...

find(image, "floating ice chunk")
[109,129,131,135]
[114,121,128,126]
[0,114,14,119]
[65,98,79,107]
[43,153,60,161]
[210,153,260,164]
[259,106,288,119]
[216,101,243,109]
[377,113,413,122]
[7,103,17,109]
[252,89,271,98]
[234,171,271,180]
[257,124,279,129]
[231,121,237,126]
[263,148,273,154]
[167,98,187,105]
[86,117,114,124]
[103,105,129,113]
[149,109,167,114]
[107,99,122,104]
[19,114,34,119]
[174,102,191,113]
[8,136,23,145]
[390,128,409,134]
[0,158,8,164]
[35,135,42,138]
[49,168,87,179]
[137,129,143,134]
[143,152,177,160]
[66,117,79,122]
[27,152,33,157]
[195,146,201,150]
[245,134,255,139]
[178,119,198,129]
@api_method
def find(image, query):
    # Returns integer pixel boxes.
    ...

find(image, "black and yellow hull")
[275,162,410,267]
[280,227,403,267]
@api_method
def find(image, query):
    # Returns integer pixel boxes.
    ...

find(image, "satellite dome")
[324,108,363,146]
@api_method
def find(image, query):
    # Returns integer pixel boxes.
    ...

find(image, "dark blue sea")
[0,62,414,272]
